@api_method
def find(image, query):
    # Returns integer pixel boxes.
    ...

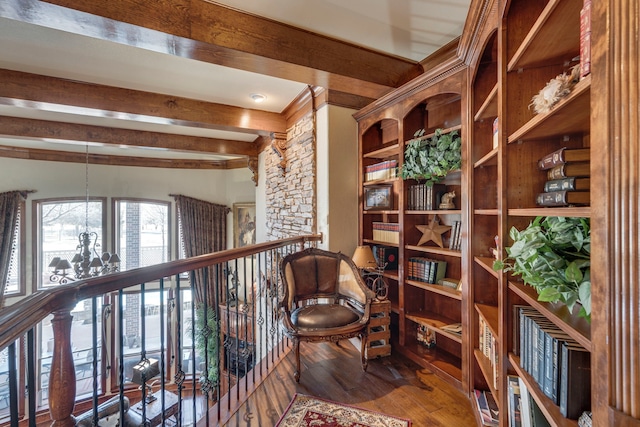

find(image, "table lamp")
[352,245,377,271]
[132,358,160,404]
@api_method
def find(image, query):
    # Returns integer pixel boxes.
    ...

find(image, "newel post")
[49,309,76,427]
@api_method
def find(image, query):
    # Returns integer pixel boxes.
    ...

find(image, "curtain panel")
[174,195,230,309]
[0,191,26,308]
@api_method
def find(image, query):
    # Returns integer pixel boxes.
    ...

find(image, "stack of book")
[372,222,399,244]
[406,183,446,210]
[449,220,462,250]
[365,160,397,182]
[479,316,500,391]
[515,306,591,419]
[536,147,590,207]
[407,257,447,284]
[474,389,499,427]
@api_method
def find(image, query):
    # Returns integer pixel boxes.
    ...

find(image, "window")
[115,200,170,271]
[37,199,104,288]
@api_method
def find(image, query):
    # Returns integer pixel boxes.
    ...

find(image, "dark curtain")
[174,195,230,308]
[0,191,26,308]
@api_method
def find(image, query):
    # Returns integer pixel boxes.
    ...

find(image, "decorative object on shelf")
[400,128,462,186]
[132,357,161,404]
[529,64,581,114]
[416,215,451,248]
[364,185,393,210]
[48,145,119,284]
[352,245,388,300]
[489,235,500,259]
[417,324,436,348]
[493,216,591,321]
[439,190,456,209]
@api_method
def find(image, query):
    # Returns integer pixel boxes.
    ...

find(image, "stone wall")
[265,113,316,240]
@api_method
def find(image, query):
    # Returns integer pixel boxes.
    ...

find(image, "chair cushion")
[291,304,360,329]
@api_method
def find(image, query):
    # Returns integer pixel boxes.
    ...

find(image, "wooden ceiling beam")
[0,69,286,136]
[1,0,421,99]
[0,116,258,157]
[0,144,247,169]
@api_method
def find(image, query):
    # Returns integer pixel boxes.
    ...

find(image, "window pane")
[117,201,169,271]
[40,201,103,287]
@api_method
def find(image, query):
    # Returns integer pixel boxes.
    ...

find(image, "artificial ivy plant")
[187,305,219,388]
[400,128,462,186]
[493,216,591,321]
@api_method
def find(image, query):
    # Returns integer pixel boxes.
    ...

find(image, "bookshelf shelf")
[406,311,463,344]
[508,207,590,218]
[363,209,400,215]
[474,349,498,398]
[475,303,499,337]
[363,143,400,159]
[508,281,591,351]
[475,257,499,278]
[405,124,463,146]
[401,342,462,389]
[474,209,499,216]
[405,279,462,300]
[507,0,582,72]
[507,76,591,143]
[474,149,498,168]
[474,83,498,122]
[405,245,462,258]
[405,209,462,215]
[363,177,399,186]
[509,354,579,427]
[363,239,399,247]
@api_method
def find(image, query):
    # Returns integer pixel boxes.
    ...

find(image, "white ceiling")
[0,0,471,161]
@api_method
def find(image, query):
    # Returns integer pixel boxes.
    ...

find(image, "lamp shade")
[131,358,160,385]
[352,245,377,269]
[56,259,73,270]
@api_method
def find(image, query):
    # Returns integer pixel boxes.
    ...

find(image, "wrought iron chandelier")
[49,145,120,284]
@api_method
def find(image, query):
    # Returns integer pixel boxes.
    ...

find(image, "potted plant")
[400,128,462,185]
[493,216,591,321]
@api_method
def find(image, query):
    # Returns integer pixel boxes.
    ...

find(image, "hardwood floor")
[222,340,477,426]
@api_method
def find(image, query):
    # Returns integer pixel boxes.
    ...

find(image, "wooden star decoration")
[416,216,452,248]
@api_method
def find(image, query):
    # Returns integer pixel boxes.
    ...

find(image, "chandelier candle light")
[49,145,119,284]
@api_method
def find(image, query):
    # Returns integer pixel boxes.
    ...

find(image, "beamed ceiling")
[0,0,471,169]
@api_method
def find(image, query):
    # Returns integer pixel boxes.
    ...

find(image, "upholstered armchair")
[279,248,376,382]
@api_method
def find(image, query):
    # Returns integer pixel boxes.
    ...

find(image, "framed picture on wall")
[233,203,256,247]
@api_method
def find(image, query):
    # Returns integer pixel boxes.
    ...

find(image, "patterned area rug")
[276,393,412,427]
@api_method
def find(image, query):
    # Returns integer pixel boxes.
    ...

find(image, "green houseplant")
[187,305,219,388]
[400,128,462,185]
[493,216,591,321]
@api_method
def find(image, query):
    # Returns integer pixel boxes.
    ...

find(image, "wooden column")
[591,0,640,425]
[48,310,76,427]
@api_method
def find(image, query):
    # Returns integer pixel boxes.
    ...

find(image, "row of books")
[536,147,590,207]
[516,306,591,419]
[365,160,398,182]
[508,375,552,427]
[479,316,500,391]
[474,389,499,427]
[448,220,462,250]
[372,222,399,244]
[406,183,446,210]
[407,257,447,284]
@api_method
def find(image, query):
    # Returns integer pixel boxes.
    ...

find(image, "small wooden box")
[365,300,391,358]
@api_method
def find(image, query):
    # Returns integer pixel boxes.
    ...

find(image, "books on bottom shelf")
[474,389,499,427]
[372,222,399,244]
[507,375,523,427]
[518,376,551,427]
[516,306,591,419]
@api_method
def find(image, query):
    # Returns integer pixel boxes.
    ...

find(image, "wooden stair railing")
[0,234,322,426]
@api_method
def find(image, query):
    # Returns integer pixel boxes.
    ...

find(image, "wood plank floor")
[222,340,477,426]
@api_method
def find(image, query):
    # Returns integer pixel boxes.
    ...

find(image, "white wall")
[0,157,255,294]
[316,104,359,255]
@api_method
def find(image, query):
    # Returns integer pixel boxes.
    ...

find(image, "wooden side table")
[129,390,179,426]
[365,299,391,358]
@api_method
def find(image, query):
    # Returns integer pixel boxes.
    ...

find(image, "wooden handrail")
[0,234,322,351]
